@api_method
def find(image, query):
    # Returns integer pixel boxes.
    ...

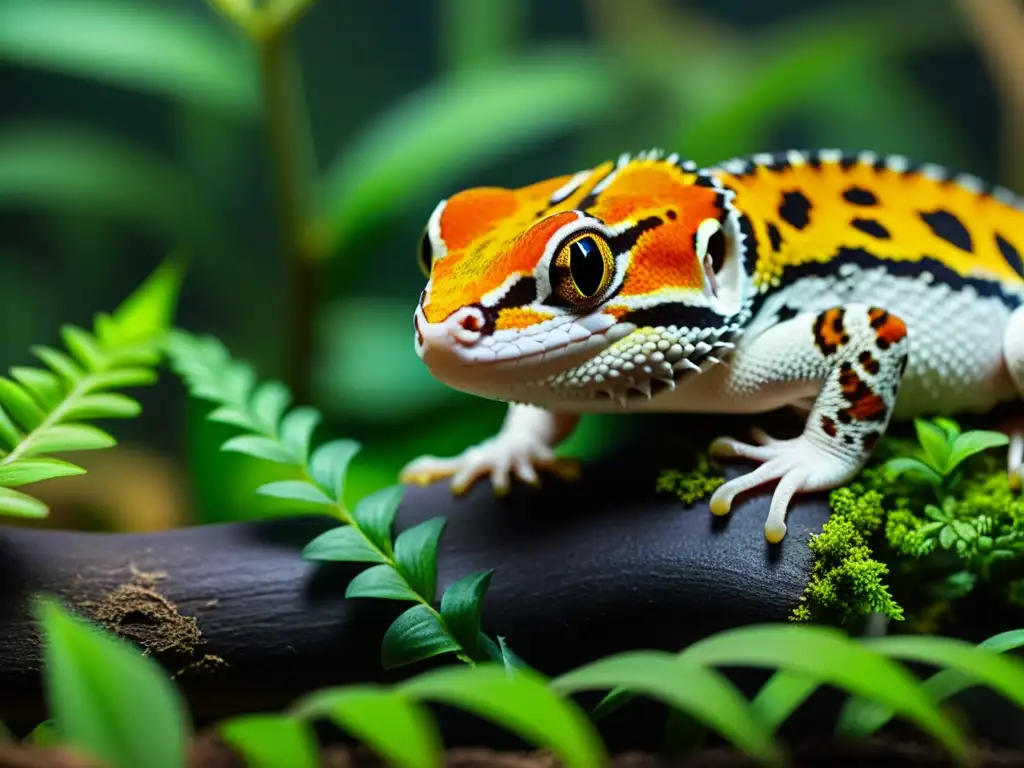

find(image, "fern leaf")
[0,256,185,520]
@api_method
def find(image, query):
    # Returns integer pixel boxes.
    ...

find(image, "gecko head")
[411,150,749,407]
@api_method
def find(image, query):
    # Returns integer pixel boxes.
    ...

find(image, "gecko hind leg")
[708,304,910,543]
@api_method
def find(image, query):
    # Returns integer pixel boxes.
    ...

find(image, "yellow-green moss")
[791,485,903,623]
[656,452,724,506]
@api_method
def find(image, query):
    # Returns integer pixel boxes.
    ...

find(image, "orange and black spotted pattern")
[812,307,849,355]
[708,149,1024,296]
[867,307,908,351]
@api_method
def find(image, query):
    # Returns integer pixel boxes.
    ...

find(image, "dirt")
[3,737,1023,768]
[69,561,226,677]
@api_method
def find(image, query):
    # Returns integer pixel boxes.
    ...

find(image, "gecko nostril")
[460,313,481,333]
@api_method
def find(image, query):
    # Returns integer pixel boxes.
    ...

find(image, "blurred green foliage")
[0,0,990,527]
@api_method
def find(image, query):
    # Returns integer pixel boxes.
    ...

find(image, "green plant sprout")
[165,330,525,672]
[0,257,183,520]
[883,417,1008,499]
[25,598,1024,768]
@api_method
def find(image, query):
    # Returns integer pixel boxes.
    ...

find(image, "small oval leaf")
[0,378,46,430]
[250,381,291,434]
[552,651,783,766]
[345,564,419,601]
[219,714,318,768]
[25,424,116,455]
[291,686,441,768]
[401,664,606,768]
[440,570,493,657]
[64,392,141,420]
[31,345,84,384]
[279,407,322,462]
[302,525,386,563]
[256,480,334,507]
[309,438,361,501]
[393,518,446,601]
[221,435,296,464]
[0,485,49,518]
[36,598,189,768]
[10,367,64,410]
[0,458,85,486]
[352,485,404,554]
[381,605,461,670]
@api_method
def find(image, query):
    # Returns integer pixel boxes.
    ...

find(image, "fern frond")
[165,330,519,672]
[0,257,184,519]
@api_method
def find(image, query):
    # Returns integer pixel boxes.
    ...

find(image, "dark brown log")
[0,415,831,746]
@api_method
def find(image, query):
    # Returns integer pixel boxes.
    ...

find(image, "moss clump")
[656,452,724,506]
[791,485,903,624]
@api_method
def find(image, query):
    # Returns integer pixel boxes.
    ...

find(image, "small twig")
[956,0,1024,190]
[254,25,319,404]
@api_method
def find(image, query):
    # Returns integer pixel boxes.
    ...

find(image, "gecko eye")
[551,232,614,308]
[417,229,433,278]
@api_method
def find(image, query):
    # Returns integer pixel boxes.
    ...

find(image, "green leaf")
[24,424,116,455]
[915,418,951,473]
[677,624,969,762]
[345,564,419,601]
[61,326,105,371]
[479,634,533,675]
[31,345,84,384]
[939,526,957,550]
[381,605,462,669]
[440,570,494,658]
[947,430,1010,471]
[749,671,819,732]
[0,378,46,430]
[63,393,141,420]
[10,367,64,411]
[291,686,441,768]
[36,598,189,768]
[309,438,361,501]
[279,406,322,462]
[103,255,185,345]
[552,651,783,767]
[401,664,607,768]
[318,48,626,252]
[302,525,386,563]
[0,458,85,486]
[393,518,446,601]
[883,456,943,486]
[206,405,256,432]
[221,435,296,464]
[250,381,291,434]
[218,715,318,768]
[85,368,159,390]
[256,480,334,507]
[0,0,257,118]
[0,485,49,518]
[838,633,1024,739]
[352,485,404,554]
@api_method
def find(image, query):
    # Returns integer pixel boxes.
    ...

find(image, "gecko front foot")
[708,427,865,543]
[400,437,580,496]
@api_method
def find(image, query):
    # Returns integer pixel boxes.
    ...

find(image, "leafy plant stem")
[253,23,319,404]
[0,377,104,466]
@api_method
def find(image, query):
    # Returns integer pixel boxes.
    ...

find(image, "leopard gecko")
[400,148,1024,543]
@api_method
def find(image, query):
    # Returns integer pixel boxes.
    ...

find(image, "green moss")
[791,486,903,624]
[656,452,724,506]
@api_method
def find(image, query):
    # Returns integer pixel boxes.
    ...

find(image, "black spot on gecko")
[666,209,678,220]
[779,190,812,230]
[766,222,783,252]
[851,218,890,239]
[842,186,878,206]
[858,350,880,375]
[996,233,1024,278]
[920,208,973,253]
[840,155,858,171]
[862,430,882,452]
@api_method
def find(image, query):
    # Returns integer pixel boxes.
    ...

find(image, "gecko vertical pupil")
[706,229,726,274]
[569,236,605,297]
[417,230,433,278]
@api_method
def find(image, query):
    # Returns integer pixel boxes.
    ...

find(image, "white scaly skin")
[400,148,1024,542]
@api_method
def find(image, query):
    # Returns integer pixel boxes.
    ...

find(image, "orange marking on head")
[425,210,578,323]
[495,307,555,331]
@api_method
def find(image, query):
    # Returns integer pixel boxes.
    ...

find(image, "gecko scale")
[400,148,1024,543]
